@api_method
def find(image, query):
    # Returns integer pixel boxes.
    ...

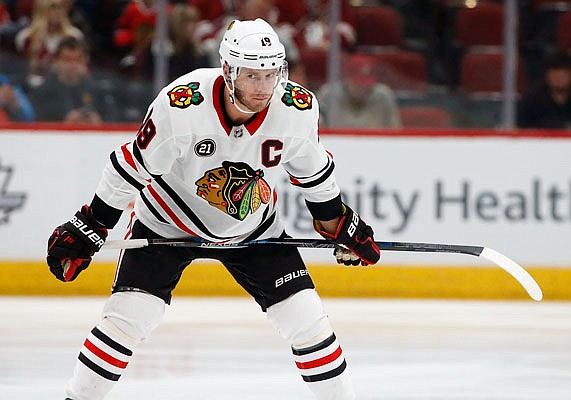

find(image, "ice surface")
[0,297,570,399]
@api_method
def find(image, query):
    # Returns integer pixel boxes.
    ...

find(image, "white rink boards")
[1,296,570,399]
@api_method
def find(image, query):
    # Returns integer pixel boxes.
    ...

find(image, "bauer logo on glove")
[68,214,106,249]
[46,205,108,282]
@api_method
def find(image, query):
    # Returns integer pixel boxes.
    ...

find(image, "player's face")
[233,67,280,112]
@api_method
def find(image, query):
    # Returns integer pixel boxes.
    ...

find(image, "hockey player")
[47,18,380,400]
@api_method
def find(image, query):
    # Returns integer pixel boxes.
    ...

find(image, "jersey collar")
[213,75,269,136]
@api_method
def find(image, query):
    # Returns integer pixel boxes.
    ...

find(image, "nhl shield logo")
[167,82,204,109]
[281,83,313,110]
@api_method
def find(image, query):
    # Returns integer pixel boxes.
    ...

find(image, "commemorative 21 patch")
[281,83,313,110]
[167,82,204,109]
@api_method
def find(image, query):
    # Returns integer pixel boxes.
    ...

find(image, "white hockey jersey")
[95,68,340,242]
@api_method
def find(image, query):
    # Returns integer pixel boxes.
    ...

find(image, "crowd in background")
[0,0,570,129]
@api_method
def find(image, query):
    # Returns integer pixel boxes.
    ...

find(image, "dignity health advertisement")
[1,128,570,267]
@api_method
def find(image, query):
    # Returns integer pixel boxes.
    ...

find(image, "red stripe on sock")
[84,339,129,369]
[295,346,342,370]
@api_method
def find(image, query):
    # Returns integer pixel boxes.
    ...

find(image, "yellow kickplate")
[0,261,569,300]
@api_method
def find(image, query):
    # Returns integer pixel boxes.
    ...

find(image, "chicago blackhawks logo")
[167,82,204,109]
[281,83,312,110]
[195,161,271,220]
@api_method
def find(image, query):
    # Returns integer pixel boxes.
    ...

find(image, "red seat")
[557,11,571,51]
[298,48,328,90]
[455,3,505,48]
[400,106,453,128]
[351,6,402,49]
[459,52,526,98]
[373,51,428,95]
[532,0,571,11]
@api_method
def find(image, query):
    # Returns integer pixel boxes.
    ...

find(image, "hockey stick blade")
[103,238,543,301]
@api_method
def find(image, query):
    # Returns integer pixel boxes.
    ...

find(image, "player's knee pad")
[266,288,333,348]
[100,291,165,344]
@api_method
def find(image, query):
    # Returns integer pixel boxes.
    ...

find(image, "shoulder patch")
[167,82,204,109]
[281,83,313,110]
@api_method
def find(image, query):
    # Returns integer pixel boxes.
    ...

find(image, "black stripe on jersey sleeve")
[292,333,337,356]
[132,142,151,175]
[110,152,145,191]
[305,194,343,221]
[301,360,347,382]
[154,176,227,240]
[78,353,121,381]
[290,160,335,189]
[140,191,168,223]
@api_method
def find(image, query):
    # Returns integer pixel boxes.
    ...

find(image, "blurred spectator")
[165,4,209,80]
[318,53,402,128]
[0,0,22,53]
[135,4,210,80]
[5,0,35,21]
[274,0,308,26]
[29,36,102,123]
[114,0,156,50]
[517,51,571,129]
[114,0,181,77]
[0,74,35,121]
[188,0,240,23]
[0,1,9,24]
[293,0,356,50]
[14,0,84,87]
[124,4,209,80]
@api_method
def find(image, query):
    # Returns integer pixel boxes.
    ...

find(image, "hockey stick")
[103,238,543,301]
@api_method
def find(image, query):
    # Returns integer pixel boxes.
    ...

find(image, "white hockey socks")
[293,333,355,400]
[66,291,165,399]
[67,321,136,399]
[267,289,356,400]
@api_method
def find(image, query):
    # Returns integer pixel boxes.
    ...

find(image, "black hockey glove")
[314,204,380,266]
[47,205,108,282]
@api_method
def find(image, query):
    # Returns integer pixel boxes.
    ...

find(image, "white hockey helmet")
[219,18,288,82]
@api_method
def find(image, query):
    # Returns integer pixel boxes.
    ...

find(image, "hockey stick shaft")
[104,237,483,253]
[103,238,543,301]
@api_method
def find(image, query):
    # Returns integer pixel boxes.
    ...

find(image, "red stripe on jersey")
[295,346,343,370]
[121,143,138,172]
[289,176,301,185]
[84,339,128,369]
[212,76,232,135]
[147,185,201,237]
[245,104,269,135]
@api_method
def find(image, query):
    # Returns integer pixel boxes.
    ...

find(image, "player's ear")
[222,63,235,90]
[222,63,230,82]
